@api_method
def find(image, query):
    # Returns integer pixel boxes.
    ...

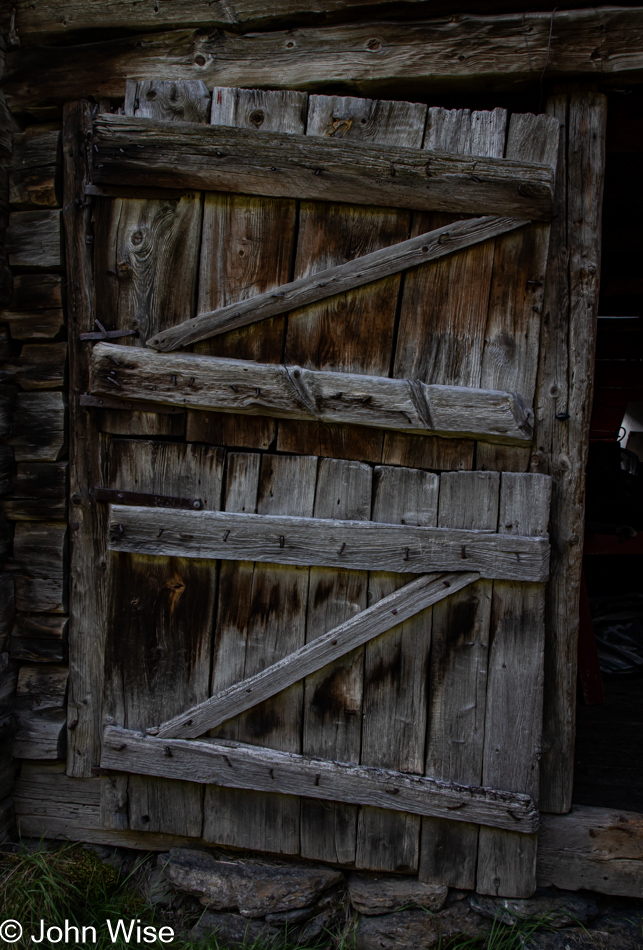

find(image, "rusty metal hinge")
[79,319,137,342]
[93,487,203,511]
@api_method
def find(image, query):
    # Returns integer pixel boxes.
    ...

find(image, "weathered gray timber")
[382,107,504,473]
[538,806,643,899]
[6,210,62,269]
[10,522,67,613]
[187,86,306,452]
[64,100,108,778]
[476,473,551,898]
[101,727,539,834]
[92,79,204,441]
[14,664,68,760]
[3,461,67,521]
[6,9,643,110]
[420,472,499,890]
[155,572,477,740]
[11,614,67,664]
[535,94,607,814]
[90,114,555,220]
[476,112,558,474]
[2,342,66,390]
[9,128,61,208]
[107,504,550,582]
[0,274,64,339]
[89,343,533,445]
[101,439,225,837]
[7,392,66,461]
[356,466,439,873]
[147,216,527,352]
[204,453,317,854]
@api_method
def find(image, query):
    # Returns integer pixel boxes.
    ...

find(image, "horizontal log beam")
[89,343,533,445]
[107,504,550,582]
[90,114,554,220]
[155,571,479,740]
[101,726,539,833]
[5,10,643,111]
[148,215,527,351]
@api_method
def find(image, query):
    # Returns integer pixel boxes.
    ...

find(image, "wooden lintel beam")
[155,571,479,739]
[148,215,528,351]
[89,343,533,445]
[107,503,550,582]
[101,726,539,833]
[89,114,554,220]
[5,9,643,112]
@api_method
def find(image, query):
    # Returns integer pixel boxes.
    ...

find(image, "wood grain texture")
[7,393,66,461]
[3,342,66,390]
[156,571,475,740]
[11,522,67,614]
[383,106,505,470]
[537,805,643,899]
[107,504,550,582]
[89,113,554,220]
[204,453,317,854]
[101,727,539,833]
[535,94,607,815]
[101,439,225,837]
[420,471,499,890]
[0,274,64,339]
[476,473,551,898]
[477,112,558,474]
[14,664,67,760]
[2,461,67,521]
[300,458,371,863]
[148,216,527,352]
[6,210,62,269]
[187,86,306,451]
[357,466,439,873]
[9,128,61,209]
[64,100,108,778]
[10,613,67,664]
[92,81,204,439]
[6,10,643,108]
[89,343,534,445]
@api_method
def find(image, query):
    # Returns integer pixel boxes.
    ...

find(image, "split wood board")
[89,342,533,445]
[106,504,550,582]
[101,727,539,834]
[90,114,555,220]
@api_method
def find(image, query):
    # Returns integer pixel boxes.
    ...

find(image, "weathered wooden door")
[66,83,558,898]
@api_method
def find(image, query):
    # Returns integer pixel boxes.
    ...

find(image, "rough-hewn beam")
[90,115,554,220]
[101,726,539,833]
[90,343,533,445]
[106,503,550,582]
[5,9,643,111]
[155,571,480,740]
[148,216,528,351]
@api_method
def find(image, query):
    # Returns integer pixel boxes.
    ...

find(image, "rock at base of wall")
[469,891,599,928]
[164,848,344,918]
[349,874,448,915]
[356,901,493,950]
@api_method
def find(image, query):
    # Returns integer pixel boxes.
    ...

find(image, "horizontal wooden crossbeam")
[101,726,539,833]
[147,215,528,352]
[90,343,533,445]
[154,571,479,740]
[107,504,550,582]
[90,114,555,219]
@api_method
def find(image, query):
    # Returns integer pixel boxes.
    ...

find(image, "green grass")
[0,841,605,950]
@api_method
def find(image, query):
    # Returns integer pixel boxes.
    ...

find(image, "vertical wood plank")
[94,82,207,438]
[383,107,506,470]
[356,465,438,872]
[300,457,372,864]
[419,471,499,889]
[204,452,317,853]
[476,473,551,897]
[535,94,607,813]
[101,441,224,836]
[64,100,108,778]
[476,112,559,474]
[186,88,306,451]
[277,95,426,463]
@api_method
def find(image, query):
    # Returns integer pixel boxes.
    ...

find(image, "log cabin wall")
[0,0,636,896]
